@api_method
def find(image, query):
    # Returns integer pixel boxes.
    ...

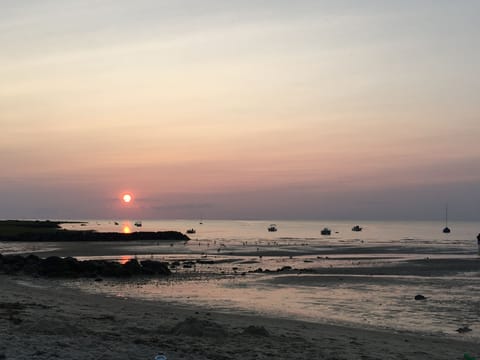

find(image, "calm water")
[62,219,480,247]
[4,220,480,339]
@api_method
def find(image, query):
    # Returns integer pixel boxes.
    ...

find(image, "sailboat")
[442,204,451,234]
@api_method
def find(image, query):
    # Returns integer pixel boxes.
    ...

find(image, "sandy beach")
[1,273,478,360]
[2,220,480,359]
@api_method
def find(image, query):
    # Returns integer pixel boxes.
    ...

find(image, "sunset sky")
[1,1,479,220]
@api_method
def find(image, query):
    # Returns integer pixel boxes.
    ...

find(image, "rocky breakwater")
[0,230,190,242]
[0,253,171,278]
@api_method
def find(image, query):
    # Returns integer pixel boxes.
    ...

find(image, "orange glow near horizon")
[123,225,131,234]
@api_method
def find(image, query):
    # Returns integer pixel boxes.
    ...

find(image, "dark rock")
[23,254,42,274]
[1,254,27,273]
[25,254,41,264]
[456,326,472,333]
[99,261,123,277]
[0,229,190,242]
[277,266,293,272]
[414,294,427,301]
[37,256,81,277]
[242,325,269,337]
[2,254,26,265]
[0,253,172,278]
[140,260,171,275]
[122,259,143,276]
[77,260,104,277]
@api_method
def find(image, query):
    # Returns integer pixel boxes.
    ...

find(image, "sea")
[3,219,480,340]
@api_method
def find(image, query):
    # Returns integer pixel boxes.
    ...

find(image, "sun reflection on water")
[119,255,132,265]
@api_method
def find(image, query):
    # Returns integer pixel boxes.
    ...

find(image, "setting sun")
[122,194,132,203]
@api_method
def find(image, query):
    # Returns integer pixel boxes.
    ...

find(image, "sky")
[1,0,479,220]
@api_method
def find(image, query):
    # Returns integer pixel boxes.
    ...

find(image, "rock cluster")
[0,253,170,278]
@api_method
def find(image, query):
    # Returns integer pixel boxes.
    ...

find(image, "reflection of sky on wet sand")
[69,271,480,341]
[5,220,480,341]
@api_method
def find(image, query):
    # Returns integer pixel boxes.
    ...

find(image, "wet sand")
[2,236,480,359]
[1,274,478,360]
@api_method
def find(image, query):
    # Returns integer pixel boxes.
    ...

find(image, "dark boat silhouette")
[268,224,278,232]
[321,227,331,236]
[352,225,362,232]
[186,228,196,234]
[442,205,451,234]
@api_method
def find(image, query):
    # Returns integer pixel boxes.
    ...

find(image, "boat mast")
[445,204,448,227]
[442,203,451,233]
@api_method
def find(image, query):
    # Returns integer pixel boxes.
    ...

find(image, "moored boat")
[321,227,331,236]
[268,224,278,232]
[442,205,451,234]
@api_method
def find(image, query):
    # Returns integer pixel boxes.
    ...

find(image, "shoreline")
[3,250,480,347]
[1,274,478,360]
[2,220,480,359]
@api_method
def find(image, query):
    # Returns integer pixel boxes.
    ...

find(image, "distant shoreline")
[0,220,189,242]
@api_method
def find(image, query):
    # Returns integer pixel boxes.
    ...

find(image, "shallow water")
[61,219,480,251]
[67,269,480,341]
[3,219,480,339]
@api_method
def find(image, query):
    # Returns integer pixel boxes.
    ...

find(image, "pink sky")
[1,1,479,220]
